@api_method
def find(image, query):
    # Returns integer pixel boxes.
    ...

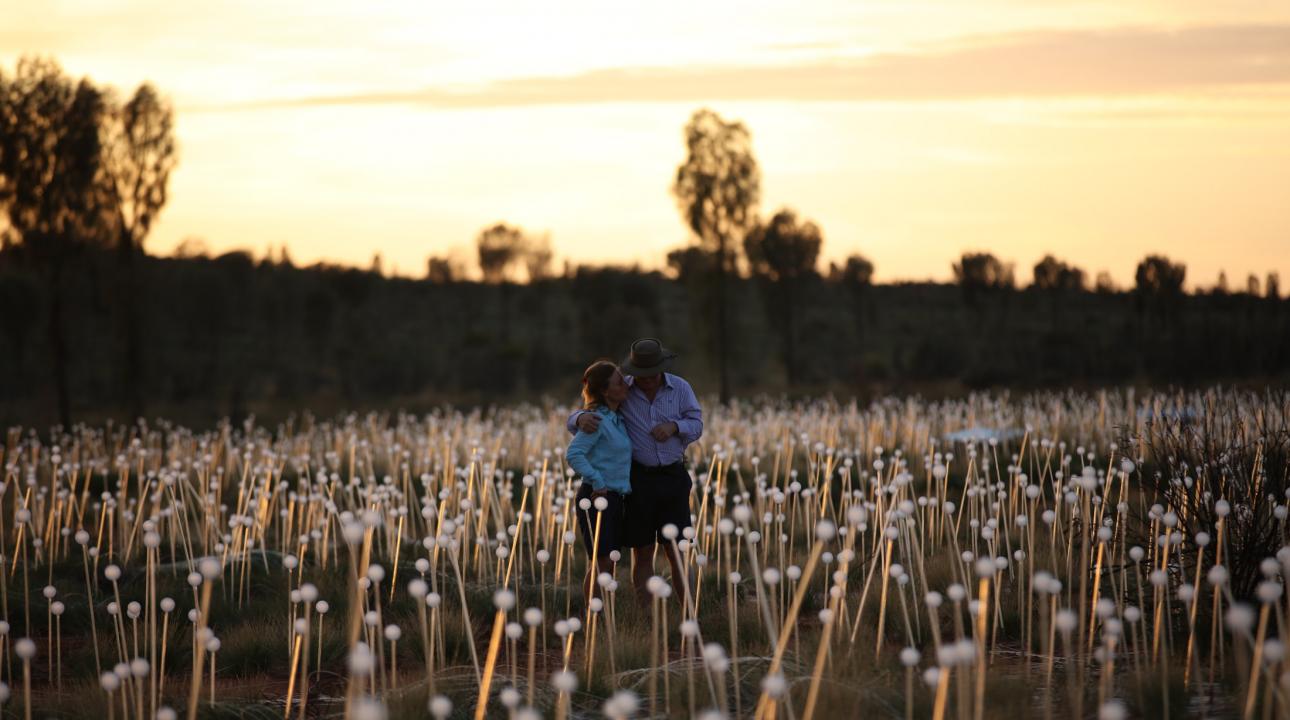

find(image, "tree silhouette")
[524,233,553,282]
[1032,254,1086,291]
[1268,272,1281,300]
[1213,271,1229,295]
[745,210,821,281]
[476,223,527,283]
[0,57,113,426]
[673,108,760,402]
[426,255,461,284]
[953,252,1014,305]
[1246,274,1260,297]
[1134,255,1186,296]
[105,82,177,420]
[828,255,874,287]
[666,246,715,283]
[744,208,821,385]
[1095,271,1117,294]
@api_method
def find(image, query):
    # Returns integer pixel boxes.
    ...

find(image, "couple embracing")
[564,338,702,608]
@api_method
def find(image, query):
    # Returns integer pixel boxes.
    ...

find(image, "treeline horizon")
[2,241,1288,430]
[185,228,1283,298]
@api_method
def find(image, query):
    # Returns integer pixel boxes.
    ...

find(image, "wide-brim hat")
[620,338,677,377]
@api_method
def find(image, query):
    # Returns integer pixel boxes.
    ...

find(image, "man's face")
[633,373,663,393]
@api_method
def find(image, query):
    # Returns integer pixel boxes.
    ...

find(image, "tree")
[1246,274,1260,297]
[744,209,821,282]
[1032,254,1086,291]
[0,57,114,426]
[1213,271,1229,295]
[666,246,715,283]
[524,233,553,282]
[953,252,1015,303]
[106,84,175,250]
[104,82,177,421]
[1094,271,1117,294]
[672,108,760,402]
[1134,255,1186,296]
[476,223,527,283]
[426,255,462,284]
[1268,272,1281,300]
[276,243,293,267]
[828,255,874,287]
[744,208,821,385]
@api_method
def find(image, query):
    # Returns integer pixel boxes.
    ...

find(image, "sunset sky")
[4,0,1289,286]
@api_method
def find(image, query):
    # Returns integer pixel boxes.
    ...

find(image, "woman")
[565,360,631,602]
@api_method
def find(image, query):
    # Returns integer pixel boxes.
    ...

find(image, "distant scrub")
[1,246,1286,428]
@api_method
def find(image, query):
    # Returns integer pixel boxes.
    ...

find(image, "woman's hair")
[581,360,618,410]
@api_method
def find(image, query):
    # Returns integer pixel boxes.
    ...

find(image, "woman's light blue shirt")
[565,405,632,494]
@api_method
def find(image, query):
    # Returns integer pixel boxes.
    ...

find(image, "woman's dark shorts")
[575,482,626,560]
[624,461,693,548]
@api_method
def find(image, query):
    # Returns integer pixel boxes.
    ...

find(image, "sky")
[3,0,1289,287]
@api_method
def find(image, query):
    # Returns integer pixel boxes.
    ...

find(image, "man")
[567,338,702,606]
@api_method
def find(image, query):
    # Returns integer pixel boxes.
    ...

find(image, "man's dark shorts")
[624,461,693,548]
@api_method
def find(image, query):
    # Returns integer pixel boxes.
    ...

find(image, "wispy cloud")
[191,24,1290,112]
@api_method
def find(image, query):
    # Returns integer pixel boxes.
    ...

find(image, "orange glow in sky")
[3,0,1289,287]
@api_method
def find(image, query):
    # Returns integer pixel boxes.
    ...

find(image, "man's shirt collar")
[626,372,672,391]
